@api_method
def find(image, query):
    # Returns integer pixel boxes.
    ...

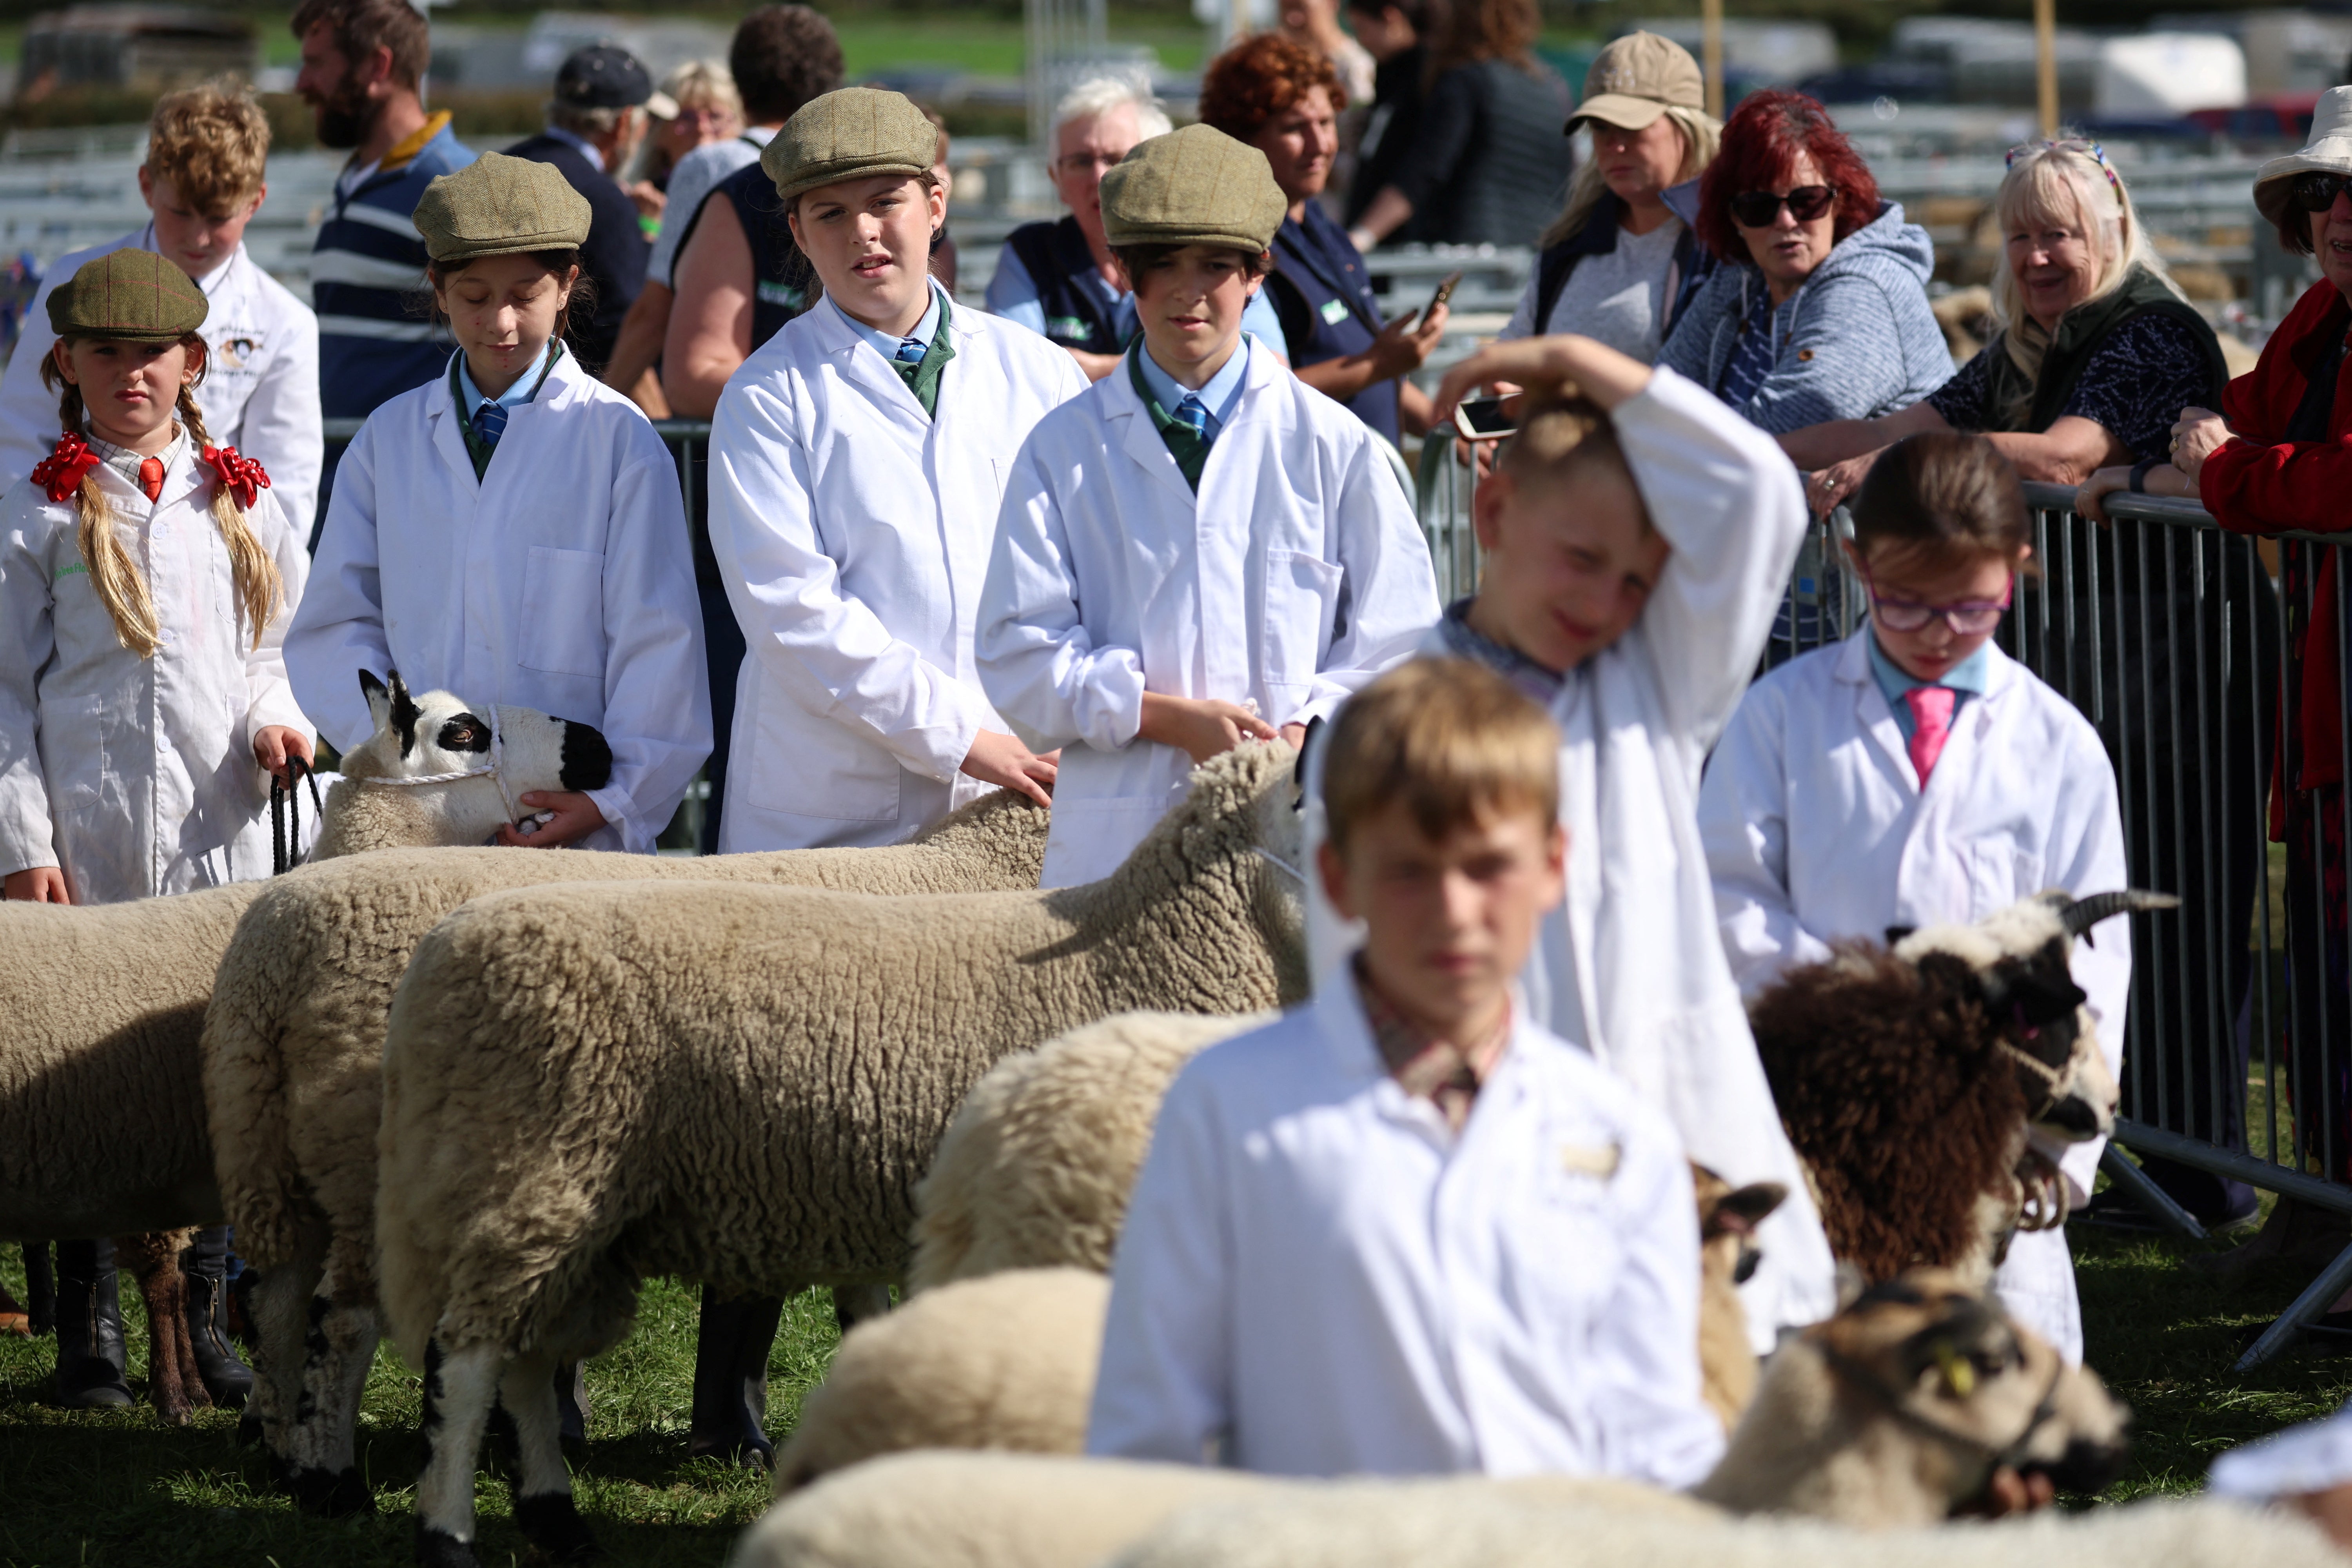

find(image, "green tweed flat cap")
[1100,125,1285,254]
[47,248,207,343]
[764,87,938,204]
[414,152,592,265]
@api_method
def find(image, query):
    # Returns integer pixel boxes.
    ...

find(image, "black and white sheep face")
[353,670,613,836]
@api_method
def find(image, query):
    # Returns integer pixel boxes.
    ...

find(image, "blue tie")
[896,337,926,365]
[1172,395,1209,439]
[472,399,508,450]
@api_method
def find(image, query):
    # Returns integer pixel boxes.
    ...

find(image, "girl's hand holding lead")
[253,725,314,781]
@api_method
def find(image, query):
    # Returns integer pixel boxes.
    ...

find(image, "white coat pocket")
[743,678,902,822]
[516,546,608,680]
[1260,549,1342,710]
[1969,843,2043,918]
[38,690,105,810]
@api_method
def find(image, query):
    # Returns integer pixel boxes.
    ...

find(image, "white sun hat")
[2255,85,2352,232]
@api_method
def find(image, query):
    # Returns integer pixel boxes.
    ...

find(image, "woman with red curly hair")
[1200,33,1447,442]
[1657,89,1947,436]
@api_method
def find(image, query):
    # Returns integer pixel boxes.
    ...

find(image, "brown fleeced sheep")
[0,678,613,1426]
[1748,890,2164,1289]
[732,1271,2134,1568]
[375,740,1308,1568]
[208,785,1046,1513]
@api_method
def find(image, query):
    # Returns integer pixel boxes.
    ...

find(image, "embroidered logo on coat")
[1319,297,1352,325]
[54,561,87,581]
[1559,1141,1622,1180]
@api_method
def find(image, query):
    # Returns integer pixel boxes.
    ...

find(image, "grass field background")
[4,1218,2352,1564]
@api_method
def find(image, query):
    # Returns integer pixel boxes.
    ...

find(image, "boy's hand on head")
[1430,335,1650,425]
[252,726,315,781]
[961,730,1059,808]
[499,791,608,849]
[2,867,70,904]
[1139,693,1278,765]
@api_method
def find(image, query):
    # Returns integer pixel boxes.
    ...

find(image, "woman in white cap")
[287,152,710,856]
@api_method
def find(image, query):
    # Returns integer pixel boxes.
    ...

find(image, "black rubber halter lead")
[271,753,325,876]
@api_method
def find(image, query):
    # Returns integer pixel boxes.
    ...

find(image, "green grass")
[5,1223,2352,1561]
[0,1254,843,1567]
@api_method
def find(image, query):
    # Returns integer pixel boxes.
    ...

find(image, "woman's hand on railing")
[1806,448,1882,515]
[2169,407,2230,483]
[2076,465,2133,525]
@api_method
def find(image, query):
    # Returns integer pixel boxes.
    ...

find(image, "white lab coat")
[286,350,709,854]
[0,227,324,531]
[0,444,309,903]
[979,340,1440,887]
[1088,984,1726,1486]
[706,298,1087,851]
[1697,633,2130,1364]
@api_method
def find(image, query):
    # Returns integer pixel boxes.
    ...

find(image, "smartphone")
[1426,270,1464,317]
[1453,396,1515,441]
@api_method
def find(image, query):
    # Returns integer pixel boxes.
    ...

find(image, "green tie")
[1129,348,1210,492]
[892,292,957,419]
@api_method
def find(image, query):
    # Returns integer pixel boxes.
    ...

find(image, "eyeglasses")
[1729,185,1834,229]
[1054,151,1125,176]
[2292,171,2352,213]
[1863,570,2013,635]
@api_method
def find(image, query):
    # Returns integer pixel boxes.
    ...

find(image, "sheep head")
[1694,1163,1786,1290]
[1891,889,2174,1147]
[341,670,614,844]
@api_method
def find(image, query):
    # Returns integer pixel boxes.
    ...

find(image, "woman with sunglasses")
[1655,91,1947,435]
[1700,430,2128,1370]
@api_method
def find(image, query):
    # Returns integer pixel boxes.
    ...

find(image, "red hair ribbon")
[29,432,100,503]
[201,445,271,510]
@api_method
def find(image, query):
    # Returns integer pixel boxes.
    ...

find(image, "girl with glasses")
[1698,430,2129,1368]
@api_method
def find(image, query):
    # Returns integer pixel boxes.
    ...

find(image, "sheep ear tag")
[1929,1338,1976,1398]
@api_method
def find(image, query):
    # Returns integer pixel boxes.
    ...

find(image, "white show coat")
[706,297,1087,851]
[1088,984,1726,1486]
[286,350,709,854]
[979,340,1440,887]
[1697,633,2130,1363]
[0,227,324,530]
[0,445,309,903]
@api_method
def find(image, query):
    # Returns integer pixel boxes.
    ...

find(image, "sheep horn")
[2049,889,2180,940]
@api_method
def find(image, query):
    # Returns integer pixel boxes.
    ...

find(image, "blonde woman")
[1786,139,2224,510]
[1498,30,1720,359]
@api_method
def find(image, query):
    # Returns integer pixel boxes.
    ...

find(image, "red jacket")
[2201,277,2350,817]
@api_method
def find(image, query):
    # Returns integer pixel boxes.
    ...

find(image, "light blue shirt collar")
[831,279,947,367]
[540,123,608,170]
[1136,332,1252,440]
[457,339,557,422]
[1868,629,1990,744]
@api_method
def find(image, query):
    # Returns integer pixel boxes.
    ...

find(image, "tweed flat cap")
[47,248,207,343]
[414,152,593,265]
[763,87,938,204]
[1100,125,1285,253]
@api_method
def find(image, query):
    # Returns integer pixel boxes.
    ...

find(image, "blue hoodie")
[1657,197,1951,434]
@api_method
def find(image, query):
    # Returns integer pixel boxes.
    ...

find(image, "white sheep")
[731,1269,2130,1568]
[208,782,1047,1514]
[0,674,607,1424]
[370,739,1308,1568]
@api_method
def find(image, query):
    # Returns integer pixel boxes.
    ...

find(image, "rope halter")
[355,704,526,827]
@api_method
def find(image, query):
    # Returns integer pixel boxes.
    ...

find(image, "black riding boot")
[53,1238,132,1408]
[688,1290,782,1467]
[181,1225,253,1407]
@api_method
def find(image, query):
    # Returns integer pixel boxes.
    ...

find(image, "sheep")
[0,674,609,1425]
[1747,889,2170,1290]
[771,1268,1112,1492]
[370,739,1308,1568]
[730,1269,2131,1568]
[901,1013,1781,1439]
[208,781,1047,1513]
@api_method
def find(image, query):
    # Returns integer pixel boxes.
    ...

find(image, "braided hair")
[39,332,283,656]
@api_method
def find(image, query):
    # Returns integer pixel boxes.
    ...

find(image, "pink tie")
[1905,686,1956,787]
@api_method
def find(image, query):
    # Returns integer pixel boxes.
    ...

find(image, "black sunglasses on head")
[1730,185,1835,228]
[2292,171,2352,213]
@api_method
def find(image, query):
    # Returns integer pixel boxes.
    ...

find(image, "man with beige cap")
[704,87,1085,857]
[1502,30,1720,355]
[977,123,1439,888]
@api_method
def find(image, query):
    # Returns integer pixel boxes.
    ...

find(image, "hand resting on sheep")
[371,739,1310,1568]
[0,672,613,1425]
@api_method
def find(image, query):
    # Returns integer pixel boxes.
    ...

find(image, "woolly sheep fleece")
[909,1010,1274,1293]
[203,788,1047,1282]
[772,1267,1111,1492]
[376,741,1307,1367]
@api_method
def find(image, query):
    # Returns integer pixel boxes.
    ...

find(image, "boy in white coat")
[0,83,322,530]
[1698,431,2128,1364]
[1409,334,1838,1345]
[706,87,1082,853]
[287,153,708,855]
[978,124,1438,889]
[1090,660,1725,1484]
